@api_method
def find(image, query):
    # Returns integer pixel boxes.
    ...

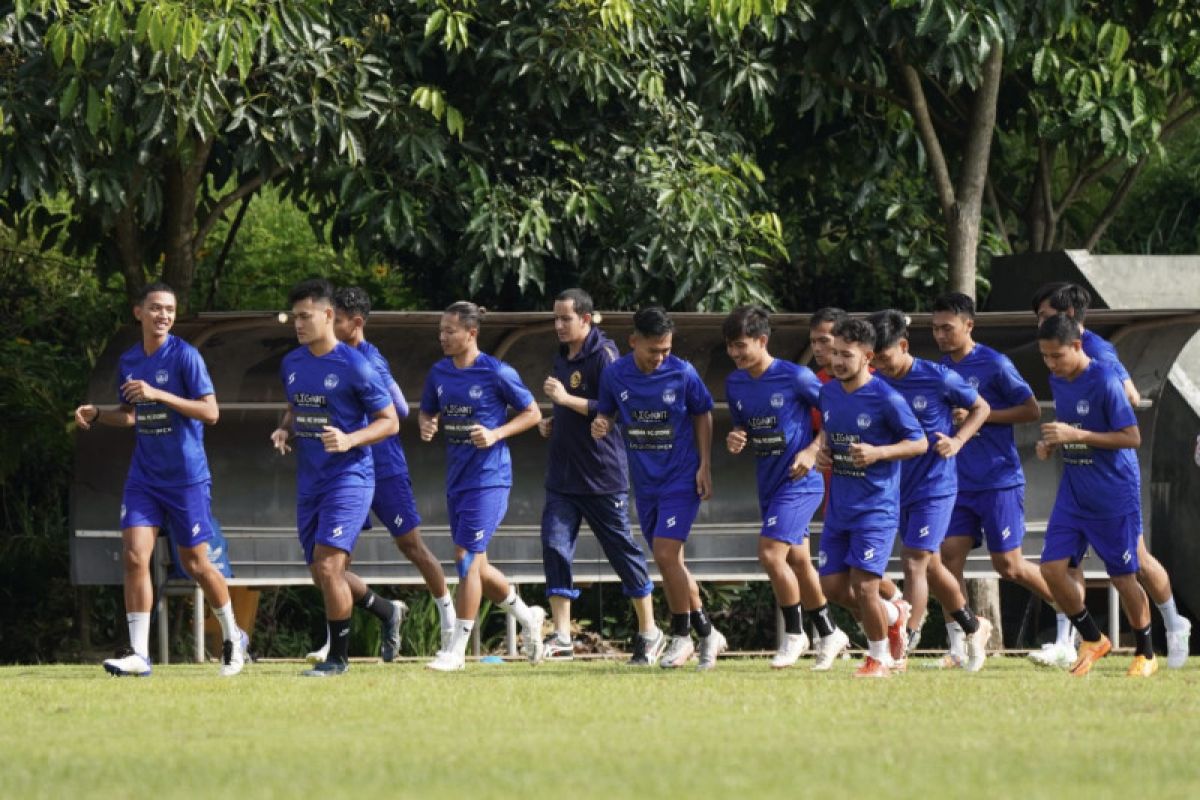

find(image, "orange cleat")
[1126,655,1159,678]
[1068,635,1112,677]
[887,599,912,662]
[854,656,892,678]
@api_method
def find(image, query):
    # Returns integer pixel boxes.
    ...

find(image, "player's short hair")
[334,286,371,319]
[633,306,674,338]
[832,317,875,348]
[137,281,176,305]
[288,278,335,307]
[868,309,909,351]
[555,288,594,317]
[444,301,486,331]
[1037,314,1082,344]
[722,306,771,342]
[1032,282,1091,321]
[810,307,847,328]
[932,292,975,320]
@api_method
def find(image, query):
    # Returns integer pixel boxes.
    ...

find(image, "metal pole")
[153,541,168,665]
[193,585,205,663]
[471,620,481,658]
[1108,582,1120,645]
[775,606,785,651]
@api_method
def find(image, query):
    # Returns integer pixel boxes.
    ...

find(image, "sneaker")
[301,660,348,678]
[102,647,152,677]
[770,632,810,669]
[305,639,330,665]
[523,606,547,665]
[425,650,465,672]
[219,629,250,677]
[1127,654,1159,678]
[697,630,728,671]
[543,633,574,661]
[964,617,993,673]
[906,627,922,653]
[1028,641,1076,669]
[380,600,408,663]
[854,656,892,678]
[811,628,850,671]
[628,628,667,667]
[1069,635,1112,677]
[440,626,455,654]
[1167,618,1191,669]
[929,652,964,670]
[887,599,912,662]
[659,635,695,669]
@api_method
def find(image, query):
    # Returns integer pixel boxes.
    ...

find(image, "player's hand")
[537,417,553,439]
[695,465,713,501]
[321,425,352,453]
[543,376,569,405]
[1035,439,1056,461]
[74,404,98,430]
[469,424,499,448]
[951,408,969,427]
[789,447,816,479]
[121,379,160,404]
[848,442,880,468]
[815,446,833,471]
[726,428,748,454]
[591,415,611,440]
[270,427,291,455]
[419,415,439,442]
[933,432,963,459]
[1040,422,1079,445]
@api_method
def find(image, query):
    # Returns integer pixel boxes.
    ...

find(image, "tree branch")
[1083,157,1148,251]
[192,161,294,254]
[985,176,1011,252]
[955,41,1004,213]
[898,61,956,216]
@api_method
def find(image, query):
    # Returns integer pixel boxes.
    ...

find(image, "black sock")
[670,613,690,637]
[781,603,802,635]
[690,608,713,638]
[328,617,351,664]
[808,604,836,638]
[1134,624,1154,658]
[356,590,395,624]
[1069,609,1104,643]
[951,606,980,635]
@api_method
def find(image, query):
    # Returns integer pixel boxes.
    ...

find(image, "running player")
[593,307,727,670]
[538,289,662,665]
[75,282,248,677]
[724,306,850,670]
[1035,314,1157,677]
[420,302,547,672]
[816,317,927,678]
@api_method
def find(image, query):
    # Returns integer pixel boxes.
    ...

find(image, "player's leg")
[1135,538,1190,667]
[375,475,451,647]
[1040,512,1110,677]
[103,522,158,677]
[926,552,991,672]
[939,511,976,669]
[539,490,583,659]
[814,528,855,671]
[850,567,891,678]
[787,540,845,665]
[1093,518,1156,677]
[338,571,406,662]
[761,536,807,667]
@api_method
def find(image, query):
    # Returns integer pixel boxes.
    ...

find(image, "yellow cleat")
[1069,635,1112,677]
[1126,655,1159,678]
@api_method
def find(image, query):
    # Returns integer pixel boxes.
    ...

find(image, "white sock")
[1156,597,1185,633]
[499,588,533,628]
[868,639,889,661]
[212,602,238,641]
[1055,612,1073,646]
[127,612,151,659]
[434,593,456,630]
[882,598,900,626]
[641,625,661,640]
[451,619,474,657]
[946,622,965,658]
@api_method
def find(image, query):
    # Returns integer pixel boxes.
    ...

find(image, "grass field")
[3,655,1199,799]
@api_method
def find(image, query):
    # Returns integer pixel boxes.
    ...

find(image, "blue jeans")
[540,490,653,599]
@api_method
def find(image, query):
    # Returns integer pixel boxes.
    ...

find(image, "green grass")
[2,657,1199,799]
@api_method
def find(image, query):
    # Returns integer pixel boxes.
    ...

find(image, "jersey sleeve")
[726,377,745,428]
[794,366,822,409]
[885,389,925,442]
[684,363,715,415]
[180,345,216,399]
[596,365,617,416]
[419,369,440,415]
[995,356,1035,406]
[1087,334,1132,382]
[940,366,978,410]
[365,347,409,418]
[496,362,536,411]
[354,358,392,415]
[1102,369,1138,431]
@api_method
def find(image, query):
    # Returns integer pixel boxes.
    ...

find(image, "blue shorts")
[1042,508,1141,577]
[900,494,956,552]
[297,484,373,564]
[121,479,215,549]
[369,472,422,536]
[817,525,896,578]
[635,492,701,545]
[946,486,1025,553]
[447,487,509,553]
[760,487,823,545]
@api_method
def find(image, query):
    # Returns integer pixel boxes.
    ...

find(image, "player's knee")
[123,547,152,573]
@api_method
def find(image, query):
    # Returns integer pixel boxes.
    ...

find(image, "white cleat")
[425,650,465,672]
[1167,617,1192,669]
[811,628,849,672]
[1028,642,1076,669]
[440,626,455,654]
[305,639,330,665]
[697,629,728,671]
[771,631,810,669]
[659,635,696,668]
[103,650,152,677]
[219,629,250,677]
[964,617,992,673]
[523,606,547,665]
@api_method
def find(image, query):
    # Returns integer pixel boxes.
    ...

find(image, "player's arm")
[1041,422,1140,450]
[323,404,400,453]
[471,401,541,448]
[726,425,748,454]
[986,395,1040,425]
[935,395,990,458]
[120,380,219,425]
[271,409,294,454]
[418,410,439,442]
[693,411,713,500]
[387,380,410,420]
[74,403,136,429]
[789,433,822,479]
[544,376,591,417]
[1122,379,1141,408]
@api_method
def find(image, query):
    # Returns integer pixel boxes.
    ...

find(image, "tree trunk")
[967,579,1005,650]
[159,139,213,314]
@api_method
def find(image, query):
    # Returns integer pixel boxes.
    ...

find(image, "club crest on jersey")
[469,385,484,400]
[912,395,927,411]
[968,376,980,389]
[324,373,339,389]
[287,372,296,385]
[155,369,169,385]
[856,413,872,429]
[662,388,677,404]
[569,371,582,389]
[770,393,785,409]
[1076,400,1090,415]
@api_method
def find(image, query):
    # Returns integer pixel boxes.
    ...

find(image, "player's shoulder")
[281,344,309,367]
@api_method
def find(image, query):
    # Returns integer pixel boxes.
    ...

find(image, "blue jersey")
[116,335,214,488]
[940,344,1033,491]
[356,340,410,479]
[597,353,714,500]
[1049,360,1140,519]
[818,376,924,531]
[726,359,824,506]
[1081,329,1131,383]
[878,358,978,504]
[281,342,391,497]
[420,353,535,494]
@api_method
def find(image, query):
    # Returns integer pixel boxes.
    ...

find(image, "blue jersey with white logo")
[878,358,978,504]
[116,335,214,487]
[1081,329,1131,382]
[597,353,714,500]
[726,359,824,506]
[818,376,924,531]
[1049,360,1140,519]
[356,340,409,479]
[940,344,1033,491]
[419,353,536,494]
[281,342,391,497]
